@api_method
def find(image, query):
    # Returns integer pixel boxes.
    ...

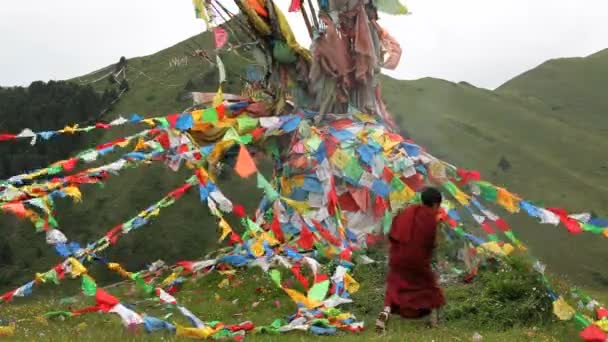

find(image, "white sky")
[0,0,606,89]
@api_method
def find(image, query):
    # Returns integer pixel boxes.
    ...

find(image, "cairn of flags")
[0,96,607,340]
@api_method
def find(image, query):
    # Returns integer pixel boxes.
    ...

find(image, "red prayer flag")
[61,158,79,172]
[337,192,360,212]
[480,222,495,234]
[95,122,112,129]
[166,113,180,128]
[168,183,193,200]
[290,264,309,289]
[95,288,119,312]
[314,274,329,283]
[0,290,15,302]
[2,202,27,218]
[297,225,315,249]
[156,132,170,149]
[373,195,387,218]
[382,167,394,183]
[54,264,66,279]
[456,169,481,185]
[579,324,607,342]
[548,208,583,234]
[494,218,511,232]
[596,307,608,320]
[0,134,17,141]
[175,261,195,273]
[233,204,246,218]
[229,231,242,245]
[288,0,302,11]
[251,127,265,140]
[270,215,285,243]
[213,27,228,49]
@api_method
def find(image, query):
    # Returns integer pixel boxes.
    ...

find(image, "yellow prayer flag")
[61,124,79,134]
[251,238,265,257]
[552,297,575,320]
[64,186,83,202]
[142,118,156,127]
[281,197,309,213]
[497,188,520,213]
[595,320,608,332]
[284,288,322,309]
[176,324,216,339]
[218,218,232,242]
[213,87,224,107]
[191,110,203,122]
[161,272,179,287]
[68,257,87,277]
[344,273,360,294]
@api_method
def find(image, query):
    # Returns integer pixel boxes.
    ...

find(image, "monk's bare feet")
[427,309,440,328]
[375,311,389,335]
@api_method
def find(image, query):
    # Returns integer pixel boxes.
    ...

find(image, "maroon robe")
[384,204,445,318]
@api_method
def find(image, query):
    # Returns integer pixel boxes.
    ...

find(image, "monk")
[376,187,445,334]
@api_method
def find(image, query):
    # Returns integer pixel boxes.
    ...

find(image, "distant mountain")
[1,30,606,290]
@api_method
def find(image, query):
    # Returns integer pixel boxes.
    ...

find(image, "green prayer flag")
[307,280,330,301]
[383,210,393,235]
[239,134,253,145]
[475,181,498,202]
[305,134,322,151]
[376,0,409,15]
[245,218,261,233]
[48,215,58,228]
[270,318,284,330]
[236,116,259,133]
[256,173,279,201]
[35,219,46,232]
[582,223,605,234]
[81,275,97,296]
[453,227,465,237]
[324,306,342,317]
[269,269,282,287]
[202,107,218,123]
[43,270,60,285]
[488,234,499,242]
[47,165,63,175]
[311,318,332,327]
[390,177,405,191]
[503,230,519,244]
[223,128,252,145]
[442,181,458,196]
[344,158,364,181]
[133,273,154,295]
[155,117,170,128]
[573,313,592,329]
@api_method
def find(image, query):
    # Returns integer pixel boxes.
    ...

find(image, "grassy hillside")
[1,30,607,295]
[497,48,608,136]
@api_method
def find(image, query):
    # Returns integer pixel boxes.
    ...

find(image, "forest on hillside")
[0,80,125,178]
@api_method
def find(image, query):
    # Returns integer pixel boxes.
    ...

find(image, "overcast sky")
[1,0,606,89]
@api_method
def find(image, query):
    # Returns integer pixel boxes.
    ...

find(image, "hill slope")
[497,48,608,135]
[1,31,607,291]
